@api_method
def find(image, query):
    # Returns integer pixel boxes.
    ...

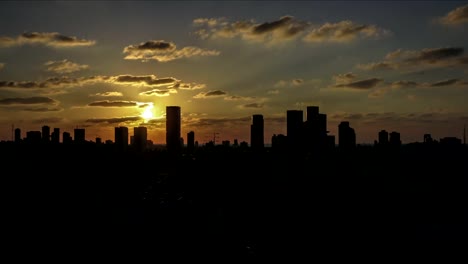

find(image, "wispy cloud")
[22,107,63,112]
[438,4,468,25]
[139,88,178,97]
[274,78,304,88]
[193,90,227,99]
[44,59,89,74]
[224,95,256,101]
[0,96,57,105]
[334,78,383,89]
[193,15,390,45]
[357,47,468,71]
[31,117,64,124]
[85,116,143,124]
[123,40,220,62]
[87,100,138,107]
[90,91,123,97]
[0,32,95,48]
[240,103,264,109]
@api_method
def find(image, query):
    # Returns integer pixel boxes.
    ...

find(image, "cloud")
[113,75,180,87]
[44,59,89,74]
[193,90,227,99]
[334,78,383,89]
[87,100,138,107]
[193,16,389,45]
[123,40,220,62]
[0,32,95,48]
[274,78,305,88]
[430,78,466,87]
[333,72,357,84]
[85,116,143,124]
[303,20,389,43]
[391,80,419,89]
[22,107,63,112]
[174,82,206,90]
[0,96,57,105]
[0,63,4,70]
[90,91,123,97]
[139,88,178,97]
[224,95,256,101]
[0,76,110,89]
[439,4,468,25]
[267,89,280,95]
[357,47,468,71]
[31,117,64,124]
[240,103,264,108]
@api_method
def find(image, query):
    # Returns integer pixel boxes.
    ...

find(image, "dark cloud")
[0,32,95,48]
[87,100,138,107]
[334,78,383,89]
[0,96,56,105]
[333,72,357,83]
[224,95,256,101]
[31,117,64,124]
[439,4,468,25]
[358,47,467,71]
[430,79,460,87]
[85,116,143,124]
[175,83,206,90]
[114,75,179,87]
[123,40,219,62]
[193,16,388,44]
[303,21,389,43]
[22,107,62,112]
[241,103,264,108]
[193,90,227,99]
[44,59,89,74]
[391,80,419,89]
[0,76,109,89]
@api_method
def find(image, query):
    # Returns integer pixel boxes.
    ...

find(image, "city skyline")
[1,1,468,144]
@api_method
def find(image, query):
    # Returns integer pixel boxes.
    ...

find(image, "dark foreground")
[1,143,467,258]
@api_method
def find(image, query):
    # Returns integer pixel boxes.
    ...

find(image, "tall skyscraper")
[42,125,50,143]
[51,128,60,143]
[389,131,401,146]
[74,128,86,143]
[133,126,147,151]
[378,130,389,145]
[338,121,356,149]
[14,128,21,143]
[187,131,195,152]
[114,126,129,149]
[250,114,264,149]
[166,106,181,153]
[287,110,303,150]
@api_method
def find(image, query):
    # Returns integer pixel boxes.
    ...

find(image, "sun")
[141,106,154,121]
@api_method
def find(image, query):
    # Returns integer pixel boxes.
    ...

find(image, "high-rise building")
[26,131,41,143]
[389,131,401,146]
[378,130,389,145]
[74,128,86,143]
[338,121,356,149]
[42,125,50,143]
[187,131,195,152]
[51,128,60,143]
[114,126,129,149]
[63,132,72,144]
[250,114,264,149]
[166,106,181,153]
[133,126,147,151]
[287,110,303,150]
[14,128,21,143]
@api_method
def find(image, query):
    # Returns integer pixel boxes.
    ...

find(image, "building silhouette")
[74,128,85,143]
[42,125,50,143]
[389,131,401,146]
[250,114,264,150]
[133,126,147,151]
[338,121,356,149]
[63,132,72,144]
[424,134,433,144]
[304,106,328,153]
[26,131,41,143]
[378,130,389,145]
[187,131,195,153]
[115,126,129,150]
[14,128,21,143]
[51,128,60,143]
[286,110,303,151]
[166,106,181,153]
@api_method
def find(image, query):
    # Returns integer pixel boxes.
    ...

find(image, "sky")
[1,1,468,145]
